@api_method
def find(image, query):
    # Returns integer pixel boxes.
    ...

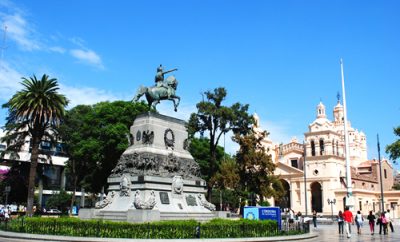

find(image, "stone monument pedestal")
[79,112,217,222]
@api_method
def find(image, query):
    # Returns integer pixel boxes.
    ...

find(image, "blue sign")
[244,206,281,230]
[259,206,281,230]
[243,206,259,220]
[72,206,78,215]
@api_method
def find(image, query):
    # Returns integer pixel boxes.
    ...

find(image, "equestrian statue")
[133,64,180,111]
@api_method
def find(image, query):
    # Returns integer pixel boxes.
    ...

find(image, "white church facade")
[256,100,400,217]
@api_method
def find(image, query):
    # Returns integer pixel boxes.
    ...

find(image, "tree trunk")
[26,136,40,217]
[207,143,217,201]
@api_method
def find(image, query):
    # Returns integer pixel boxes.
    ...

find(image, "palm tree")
[2,74,68,216]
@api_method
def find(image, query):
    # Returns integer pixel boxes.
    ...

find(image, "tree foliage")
[188,137,225,182]
[1,74,68,216]
[233,131,284,204]
[45,190,72,214]
[386,126,400,162]
[59,101,149,194]
[187,87,253,199]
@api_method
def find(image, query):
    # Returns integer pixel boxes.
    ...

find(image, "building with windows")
[0,131,79,208]
[257,100,400,217]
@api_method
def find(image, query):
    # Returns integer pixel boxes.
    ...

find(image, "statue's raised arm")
[133,64,181,112]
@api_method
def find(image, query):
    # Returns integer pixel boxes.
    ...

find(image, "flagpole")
[340,58,353,209]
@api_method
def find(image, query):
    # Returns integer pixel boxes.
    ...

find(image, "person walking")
[342,206,354,238]
[312,210,317,228]
[386,209,394,233]
[381,211,388,235]
[355,210,364,234]
[337,210,344,235]
[367,210,376,235]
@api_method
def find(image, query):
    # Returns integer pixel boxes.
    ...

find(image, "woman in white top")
[355,210,364,234]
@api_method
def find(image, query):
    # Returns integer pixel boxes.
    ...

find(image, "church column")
[290,182,294,210]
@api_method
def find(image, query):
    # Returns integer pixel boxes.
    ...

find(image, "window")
[332,139,335,155]
[319,139,324,155]
[291,159,298,168]
[336,141,339,155]
[359,201,362,211]
[40,141,51,150]
[311,140,316,156]
[384,169,387,179]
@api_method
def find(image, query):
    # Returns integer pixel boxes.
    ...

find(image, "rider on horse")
[155,64,177,89]
[133,64,181,112]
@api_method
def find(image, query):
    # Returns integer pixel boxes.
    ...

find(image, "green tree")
[45,189,72,214]
[392,183,400,190]
[386,126,400,162]
[59,101,149,199]
[188,87,253,200]
[188,137,225,182]
[1,74,68,216]
[233,131,283,205]
[211,157,240,190]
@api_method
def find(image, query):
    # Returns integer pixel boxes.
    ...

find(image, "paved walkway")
[306,223,400,242]
[2,223,399,242]
[0,230,316,242]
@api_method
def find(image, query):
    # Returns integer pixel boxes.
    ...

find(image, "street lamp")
[327,198,336,221]
[4,185,11,206]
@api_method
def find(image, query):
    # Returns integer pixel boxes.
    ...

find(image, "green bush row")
[0,217,301,239]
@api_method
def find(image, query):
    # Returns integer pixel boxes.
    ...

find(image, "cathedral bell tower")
[316,101,327,119]
[333,94,344,124]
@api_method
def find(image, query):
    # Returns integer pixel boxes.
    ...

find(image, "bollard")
[195,223,201,238]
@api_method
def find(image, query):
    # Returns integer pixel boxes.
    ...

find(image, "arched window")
[319,139,324,155]
[311,140,316,156]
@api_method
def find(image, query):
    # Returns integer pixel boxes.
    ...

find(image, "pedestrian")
[337,210,344,235]
[288,209,295,229]
[386,209,394,233]
[296,211,302,222]
[312,210,317,228]
[355,210,364,234]
[342,206,354,238]
[367,210,376,235]
[381,211,388,235]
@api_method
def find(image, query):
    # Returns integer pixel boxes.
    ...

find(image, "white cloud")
[49,46,66,54]
[0,60,23,100]
[261,120,299,144]
[60,84,118,108]
[70,49,104,69]
[1,12,41,51]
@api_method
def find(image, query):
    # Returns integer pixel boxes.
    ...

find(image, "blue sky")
[0,1,399,167]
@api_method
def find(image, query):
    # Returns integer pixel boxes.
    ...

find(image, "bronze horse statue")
[133,75,180,111]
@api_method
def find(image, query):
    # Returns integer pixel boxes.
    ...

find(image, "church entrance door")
[311,182,322,212]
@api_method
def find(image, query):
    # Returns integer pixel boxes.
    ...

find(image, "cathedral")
[256,100,400,217]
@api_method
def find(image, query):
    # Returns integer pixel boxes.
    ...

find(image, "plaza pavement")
[1,222,400,242]
[306,222,400,242]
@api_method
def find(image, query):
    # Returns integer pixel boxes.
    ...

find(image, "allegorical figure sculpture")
[95,191,115,209]
[133,64,180,111]
[133,190,157,209]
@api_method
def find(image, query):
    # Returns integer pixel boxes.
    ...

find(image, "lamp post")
[327,198,336,221]
[377,134,385,212]
[4,185,11,206]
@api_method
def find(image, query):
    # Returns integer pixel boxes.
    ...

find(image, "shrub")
[0,217,301,239]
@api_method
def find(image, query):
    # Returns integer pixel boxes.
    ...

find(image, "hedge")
[0,217,303,239]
